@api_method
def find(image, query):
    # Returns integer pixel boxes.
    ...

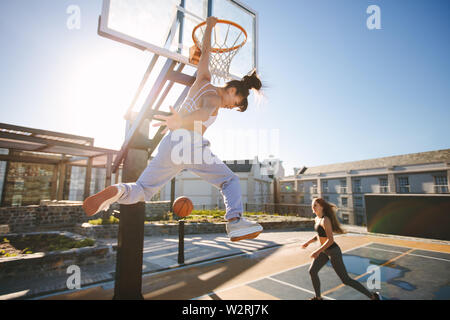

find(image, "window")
[354,196,363,207]
[356,215,364,226]
[90,168,106,196]
[298,183,304,192]
[3,162,55,206]
[353,179,362,193]
[398,177,410,193]
[379,178,389,193]
[322,180,328,193]
[312,181,318,194]
[324,196,329,201]
[339,179,347,194]
[434,176,448,193]
[341,197,348,207]
[342,214,349,224]
[0,161,6,204]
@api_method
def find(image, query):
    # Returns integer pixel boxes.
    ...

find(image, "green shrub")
[143,209,284,223]
[88,216,119,225]
[1,235,96,255]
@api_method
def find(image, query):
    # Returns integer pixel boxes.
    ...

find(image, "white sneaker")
[226,217,263,242]
[82,185,125,217]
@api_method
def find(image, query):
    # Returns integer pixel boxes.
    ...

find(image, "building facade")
[280,149,450,226]
[158,157,283,210]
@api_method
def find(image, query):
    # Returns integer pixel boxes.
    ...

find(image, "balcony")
[339,187,347,194]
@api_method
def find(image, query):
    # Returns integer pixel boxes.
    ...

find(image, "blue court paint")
[331,254,415,291]
[432,286,450,300]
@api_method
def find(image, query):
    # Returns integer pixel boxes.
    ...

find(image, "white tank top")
[181,82,217,128]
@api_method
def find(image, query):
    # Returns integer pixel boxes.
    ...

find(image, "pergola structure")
[0,122,119,203]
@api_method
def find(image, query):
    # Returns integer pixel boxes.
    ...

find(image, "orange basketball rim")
[192,19,248,53]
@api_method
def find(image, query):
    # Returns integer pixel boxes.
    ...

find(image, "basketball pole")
[111,57,195,299]
[170,177,186,265]
[178,220,185,264]
[113,121,149,300]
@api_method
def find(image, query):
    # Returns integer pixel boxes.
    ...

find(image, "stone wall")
[0,231,114,279]
[0,202,314,238]
[0,225,9,234]
[144,201,171,220]
[0,201,172,233]
[75,219,315,239]
[0,204,88,233]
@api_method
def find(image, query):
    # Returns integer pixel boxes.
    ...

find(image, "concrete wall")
[365,194,450,240]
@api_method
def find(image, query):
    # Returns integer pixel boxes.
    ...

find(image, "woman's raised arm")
[196,16,217,81]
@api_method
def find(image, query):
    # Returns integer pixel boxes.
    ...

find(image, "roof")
[0,123,118,167]
[225,160,253,172]
[298,149,450,176]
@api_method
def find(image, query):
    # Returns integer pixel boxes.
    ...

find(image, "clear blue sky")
[1,0,449,176]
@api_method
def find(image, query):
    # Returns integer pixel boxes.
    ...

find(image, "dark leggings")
[309,244,373,299]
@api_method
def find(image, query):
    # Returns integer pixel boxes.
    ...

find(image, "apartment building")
[280,149,450,226]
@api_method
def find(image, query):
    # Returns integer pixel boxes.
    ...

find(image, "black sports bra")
[314,219,327,237]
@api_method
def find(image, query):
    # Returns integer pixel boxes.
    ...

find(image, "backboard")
[98,0,258,81]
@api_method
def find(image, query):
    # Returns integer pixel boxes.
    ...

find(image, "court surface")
[43,233,450,300]
[195,240,450,300]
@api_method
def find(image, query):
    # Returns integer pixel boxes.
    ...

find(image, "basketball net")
[191,20,247,85]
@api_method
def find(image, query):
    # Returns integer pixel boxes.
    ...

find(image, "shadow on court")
[34,230,310,300]
[41,238,286,300]
[15,232,450,300]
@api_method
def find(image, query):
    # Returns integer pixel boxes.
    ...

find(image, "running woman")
[82,16,263,242]
[302,198,380,300]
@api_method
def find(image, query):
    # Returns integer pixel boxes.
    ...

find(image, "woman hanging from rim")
[83,16,263,242]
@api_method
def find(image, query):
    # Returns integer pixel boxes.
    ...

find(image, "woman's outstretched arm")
[196,16,217,81]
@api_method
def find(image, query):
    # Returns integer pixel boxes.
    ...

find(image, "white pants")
[116,129,243,220]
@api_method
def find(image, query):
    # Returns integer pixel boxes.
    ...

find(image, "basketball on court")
[173,196,194,218]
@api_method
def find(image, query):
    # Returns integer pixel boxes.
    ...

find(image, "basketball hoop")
[191,19,247,84]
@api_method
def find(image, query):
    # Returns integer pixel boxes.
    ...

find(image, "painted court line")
[363,246,450,262]
[266,276,335,300]
[192,242,374,300]
[367,242,450,254]
[321,248,415,297]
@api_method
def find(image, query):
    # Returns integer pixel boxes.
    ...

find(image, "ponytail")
[225,70,262,112]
